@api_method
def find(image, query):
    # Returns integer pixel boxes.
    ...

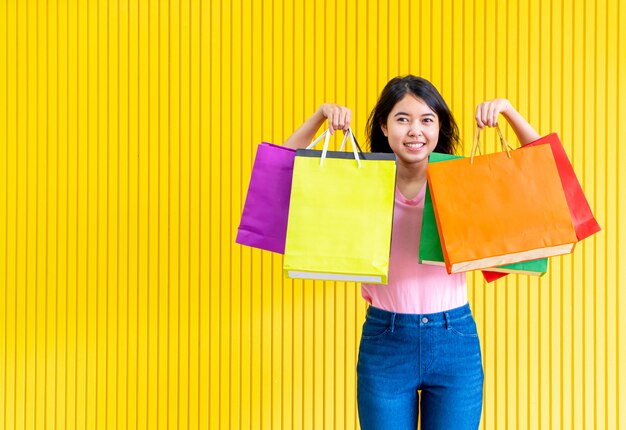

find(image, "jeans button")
[422,317,428,324]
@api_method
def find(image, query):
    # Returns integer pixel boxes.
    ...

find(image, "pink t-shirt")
[361,183,467,314]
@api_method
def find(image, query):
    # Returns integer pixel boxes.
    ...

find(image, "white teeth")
[405,142,424,148]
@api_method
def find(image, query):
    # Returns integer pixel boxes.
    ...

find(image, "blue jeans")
[357,303,484,430]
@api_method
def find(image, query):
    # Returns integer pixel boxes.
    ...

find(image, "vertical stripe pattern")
[0,0,625,429]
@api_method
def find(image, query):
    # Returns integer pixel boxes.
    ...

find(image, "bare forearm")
[475,98,541,146]
[284,103,353,149]
[501,106,541,146]
[283,110,327,149]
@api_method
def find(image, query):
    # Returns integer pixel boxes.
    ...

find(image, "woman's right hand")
[317,103,352,135]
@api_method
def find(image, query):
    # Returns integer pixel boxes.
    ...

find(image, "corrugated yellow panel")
[1,0,625,429]
[620,0,626,424]
[0,0,7,427]
[605,2,621,429]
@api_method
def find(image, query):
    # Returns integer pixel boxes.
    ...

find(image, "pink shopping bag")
[236,142,296,254]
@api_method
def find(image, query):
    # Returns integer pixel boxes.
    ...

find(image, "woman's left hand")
[475,98,512,128]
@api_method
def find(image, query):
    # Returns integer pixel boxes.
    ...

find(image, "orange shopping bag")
[426,125,578,274]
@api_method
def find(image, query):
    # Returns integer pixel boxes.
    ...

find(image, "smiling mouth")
[404,142,425,149]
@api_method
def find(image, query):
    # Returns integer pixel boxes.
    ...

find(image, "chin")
[397,154,429,165]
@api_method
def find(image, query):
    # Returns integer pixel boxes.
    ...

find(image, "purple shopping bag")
[236,142,296,254]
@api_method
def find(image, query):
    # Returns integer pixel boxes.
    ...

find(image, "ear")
[380,122,388,137]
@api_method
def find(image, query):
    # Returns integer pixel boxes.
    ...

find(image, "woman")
[284,75,540,430]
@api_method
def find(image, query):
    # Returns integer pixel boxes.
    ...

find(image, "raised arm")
[284,103,353,149]
[475,98,541,146]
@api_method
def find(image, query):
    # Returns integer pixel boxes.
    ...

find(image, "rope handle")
[470,124,514,164]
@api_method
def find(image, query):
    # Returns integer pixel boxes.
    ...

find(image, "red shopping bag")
[524,133,601,240]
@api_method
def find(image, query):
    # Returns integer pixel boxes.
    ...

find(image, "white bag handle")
[305,128,331,150]
[339,128,362,168]
[305,128,362,168]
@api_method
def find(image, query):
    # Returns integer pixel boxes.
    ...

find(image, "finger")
[475,105,485,128]
[487,103,497,127]
[345,110,352,130]
[336,113,344,131]
[336,110,344,132]
[482,104,492,127]
[475,116,483,128]
[335,109,344,131]
[330,110,339,134]
[339,109,349,130]
[485,105,495,127]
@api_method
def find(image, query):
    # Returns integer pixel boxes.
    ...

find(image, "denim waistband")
[366,303,473,328]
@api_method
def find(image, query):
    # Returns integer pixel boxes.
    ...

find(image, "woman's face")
[381,94,440,165]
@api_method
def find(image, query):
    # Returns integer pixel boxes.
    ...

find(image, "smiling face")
[380,94,440,166]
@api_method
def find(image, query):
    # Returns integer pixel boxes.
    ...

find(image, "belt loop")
[390,313,396,333]
[444,312,450,330]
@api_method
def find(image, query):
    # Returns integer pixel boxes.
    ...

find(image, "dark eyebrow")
[393,111,436,118]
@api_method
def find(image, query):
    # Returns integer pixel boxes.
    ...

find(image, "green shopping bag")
[283,129,396,283]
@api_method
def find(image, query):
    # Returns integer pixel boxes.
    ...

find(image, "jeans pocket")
[361,317,391,340]
[448,315,479,338]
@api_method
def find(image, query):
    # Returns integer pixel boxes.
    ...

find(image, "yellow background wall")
[0,0,624,429]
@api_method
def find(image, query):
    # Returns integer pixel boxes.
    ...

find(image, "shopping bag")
[480,133,601,281]
[420,152,548,281]
[422,174,548,280]
[480,259,548,277]
[419,152,462,265]
[284,129,396,283]
[236,142,296,253]
[426,125,577,274]
[524,133,601,240]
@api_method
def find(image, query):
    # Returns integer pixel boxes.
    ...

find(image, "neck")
[395,159,429,200]
[396,159,428,184]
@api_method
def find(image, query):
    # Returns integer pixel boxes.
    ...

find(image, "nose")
[409,121,423,137]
